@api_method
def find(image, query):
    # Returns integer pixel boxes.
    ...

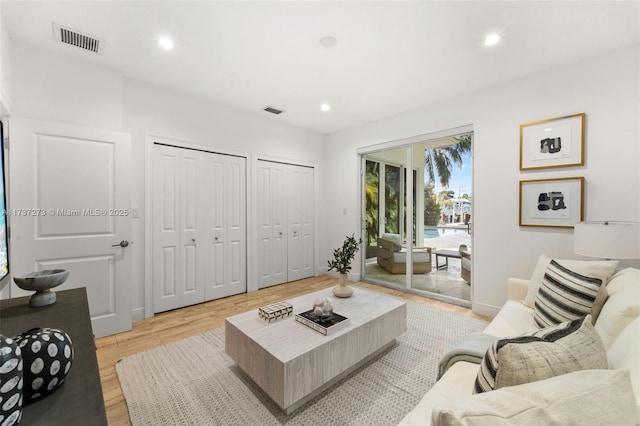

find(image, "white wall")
[0,7,12,115]
[4,41,327,320]
[4,37,639,320]
[327,44,640,316]
[122,78,326,318]
[10,42,123,129]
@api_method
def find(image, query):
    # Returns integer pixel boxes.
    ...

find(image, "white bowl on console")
[13,269,70,307]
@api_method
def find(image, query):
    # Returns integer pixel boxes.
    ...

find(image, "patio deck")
[363,225,471,304]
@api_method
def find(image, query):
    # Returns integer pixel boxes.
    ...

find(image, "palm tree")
[364,162,379,247]
[424,134,472,188]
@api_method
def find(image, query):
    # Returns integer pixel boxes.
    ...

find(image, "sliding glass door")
[361,131,474,306]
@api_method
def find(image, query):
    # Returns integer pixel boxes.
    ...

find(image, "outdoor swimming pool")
[424,227,468,239]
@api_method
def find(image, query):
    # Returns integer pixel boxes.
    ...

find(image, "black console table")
[0,288,107,425]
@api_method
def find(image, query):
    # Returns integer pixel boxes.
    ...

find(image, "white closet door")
[204,154,246,300]
[287,165,314,281]
[152,145,205,313]
[178,150,206,306]
[257,160,287,288]
[258,160,314,287]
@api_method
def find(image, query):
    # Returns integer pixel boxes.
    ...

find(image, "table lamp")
[574,221,640,259]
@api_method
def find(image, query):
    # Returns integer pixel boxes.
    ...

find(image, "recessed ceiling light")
[320,103,331,112]
[484,33,500,46]
[319,36,338,48]
[158,36,174,50]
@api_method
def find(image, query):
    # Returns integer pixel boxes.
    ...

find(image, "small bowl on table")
[13,269,70,307]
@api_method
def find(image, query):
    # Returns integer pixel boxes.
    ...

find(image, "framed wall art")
[519,177,584,228]
[520,113,585,170]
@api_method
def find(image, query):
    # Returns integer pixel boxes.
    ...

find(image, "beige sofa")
[377,233,432,274]
[399,261,640,425]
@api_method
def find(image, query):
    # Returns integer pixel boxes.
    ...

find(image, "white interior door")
[9,118,132,338]
[153,144,246,312]
[152,145,206,313]
[257,160,314,288]
[257,160,287,289]
[288,165,314,281]
[204,154,246,300]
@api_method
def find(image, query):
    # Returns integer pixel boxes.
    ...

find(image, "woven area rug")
[116,301,487,425]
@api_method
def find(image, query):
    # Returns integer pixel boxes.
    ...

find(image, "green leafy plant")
[327,234,362,274]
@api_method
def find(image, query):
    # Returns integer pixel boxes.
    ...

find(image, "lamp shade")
[574,221,640,259]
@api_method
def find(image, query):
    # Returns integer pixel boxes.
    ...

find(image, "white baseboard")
[132,307,146,323]
[471,301,500,318]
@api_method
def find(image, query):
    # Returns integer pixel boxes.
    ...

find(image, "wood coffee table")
[225,287,407,413]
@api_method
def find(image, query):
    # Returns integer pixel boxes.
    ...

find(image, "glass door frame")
[358,124,474,296]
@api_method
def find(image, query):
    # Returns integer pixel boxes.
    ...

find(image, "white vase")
[332,273,353,298]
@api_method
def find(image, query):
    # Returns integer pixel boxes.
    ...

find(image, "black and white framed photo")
[520,113,585,171]
[519,177,584,228]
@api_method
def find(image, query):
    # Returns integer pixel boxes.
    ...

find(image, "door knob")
[112,240,129,248]
[191,238,196,242]
[279,232,283,236]
[214,236,219,241]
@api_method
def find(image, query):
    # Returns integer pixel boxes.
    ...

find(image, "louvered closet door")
[204,154,247,300]
[152,145,206,313]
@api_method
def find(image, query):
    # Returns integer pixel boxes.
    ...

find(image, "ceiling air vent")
[52,23,104,55]
[263,106,284,115]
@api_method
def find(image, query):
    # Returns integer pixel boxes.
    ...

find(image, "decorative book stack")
[258,301,293,322]
[295,310,350,335]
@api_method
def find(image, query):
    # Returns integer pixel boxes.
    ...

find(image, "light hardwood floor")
[96,275,490,425]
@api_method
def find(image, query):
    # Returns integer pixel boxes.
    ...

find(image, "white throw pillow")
[595,268,640,349]
[433,370,636,426]
[474,315,607,393]
[523,254,618,319]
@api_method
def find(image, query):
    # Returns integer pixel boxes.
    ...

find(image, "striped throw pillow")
[474,315,606,394]
[533,259,604,328]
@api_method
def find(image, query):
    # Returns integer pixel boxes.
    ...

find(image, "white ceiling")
[2,1,639,134]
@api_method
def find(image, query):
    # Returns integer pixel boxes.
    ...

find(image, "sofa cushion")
[533,260,606,327]
[432,369,636,426]
[524,255,618,321]
[474,315,607,393]
[381,233,402,251]
[483,300,538,338]
[392,249,431,263]
[607,316,640,421]
[594,268,640,350]
[398,361,479,426]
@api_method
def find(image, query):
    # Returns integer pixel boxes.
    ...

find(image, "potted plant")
[327,234,362,298]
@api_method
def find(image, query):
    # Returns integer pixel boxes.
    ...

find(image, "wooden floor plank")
[95,276,490,425]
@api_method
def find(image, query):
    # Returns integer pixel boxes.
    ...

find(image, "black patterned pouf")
[0,334,23,426]
[14,328,74,404]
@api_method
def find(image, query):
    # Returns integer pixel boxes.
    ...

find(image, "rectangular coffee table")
[434,248,462,269]
[225,287,407,413]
